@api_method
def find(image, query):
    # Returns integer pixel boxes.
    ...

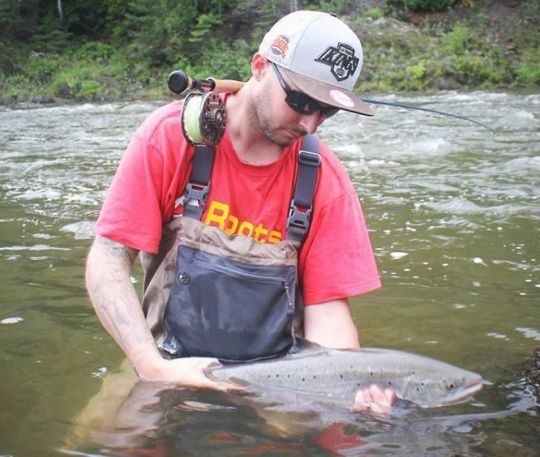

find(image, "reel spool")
[167,70,234,146]
[181,91,226,146]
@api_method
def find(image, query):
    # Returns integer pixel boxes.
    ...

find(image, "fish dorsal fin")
[288,338,339,358]
[288,338,319,352]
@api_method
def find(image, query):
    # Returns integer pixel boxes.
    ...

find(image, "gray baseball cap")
[259,10,373,116]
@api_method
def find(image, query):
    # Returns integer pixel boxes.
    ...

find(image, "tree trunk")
[57,0,64,22]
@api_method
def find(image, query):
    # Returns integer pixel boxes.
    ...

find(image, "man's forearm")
[303,299,360,349]
[85,236,163,374]
[85,236,238,390]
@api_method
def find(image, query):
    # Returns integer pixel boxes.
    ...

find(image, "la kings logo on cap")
[315,43,359,82]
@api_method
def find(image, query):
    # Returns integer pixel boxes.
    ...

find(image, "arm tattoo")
[88,236,151,350]
[95,235,138,264]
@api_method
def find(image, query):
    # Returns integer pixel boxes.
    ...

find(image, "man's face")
[250,62,331,147]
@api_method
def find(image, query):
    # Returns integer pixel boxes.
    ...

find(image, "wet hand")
[352,384,396,415]
[136,356,244,392]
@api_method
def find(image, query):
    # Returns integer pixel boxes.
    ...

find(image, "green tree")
[119,0,239,68]
[387,0,456,13]
[0,0,42,40]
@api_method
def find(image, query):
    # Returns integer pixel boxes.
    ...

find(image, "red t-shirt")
[95,100,381,305]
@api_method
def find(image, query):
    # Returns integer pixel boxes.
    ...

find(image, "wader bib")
[140,135,320,362]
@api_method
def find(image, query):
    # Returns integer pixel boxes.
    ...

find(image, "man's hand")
[135,355,244,392]
[352,384,396,415]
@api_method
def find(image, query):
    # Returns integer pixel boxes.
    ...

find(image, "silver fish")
[208,343,483,408]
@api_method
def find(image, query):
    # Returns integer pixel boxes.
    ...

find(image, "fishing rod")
[167,70,492,145]
[167,70,244,94]
[361,98,493,132]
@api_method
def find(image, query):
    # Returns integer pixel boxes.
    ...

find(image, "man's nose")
[298,112,323,134]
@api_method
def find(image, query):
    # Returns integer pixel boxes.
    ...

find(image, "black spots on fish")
[340,374,344,379]
[444,380,456,390]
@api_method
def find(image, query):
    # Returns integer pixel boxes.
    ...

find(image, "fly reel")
[167,70,234,146]
[181,91,226,146]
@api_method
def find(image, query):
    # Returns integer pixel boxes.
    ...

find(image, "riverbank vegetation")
[1,0,538,104]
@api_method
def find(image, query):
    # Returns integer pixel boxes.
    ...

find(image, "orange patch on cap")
[270,35,289,58]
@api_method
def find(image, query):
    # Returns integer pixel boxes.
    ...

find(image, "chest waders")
[140,135,320,363]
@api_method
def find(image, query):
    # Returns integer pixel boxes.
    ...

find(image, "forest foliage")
[1,0,539,103]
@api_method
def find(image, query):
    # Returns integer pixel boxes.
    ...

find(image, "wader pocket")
[162,245,297,362]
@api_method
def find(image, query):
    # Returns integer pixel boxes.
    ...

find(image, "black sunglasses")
[272,63,339,118]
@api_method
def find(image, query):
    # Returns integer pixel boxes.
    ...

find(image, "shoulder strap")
[180,135,321,243]
[286,134,321,242]
[180,144,215,220]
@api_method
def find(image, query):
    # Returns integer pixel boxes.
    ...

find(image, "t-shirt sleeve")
[94,102,191,254]
[94,134,166,253]
[299,176,381,306]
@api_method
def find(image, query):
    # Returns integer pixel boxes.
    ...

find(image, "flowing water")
[0,92,538,456]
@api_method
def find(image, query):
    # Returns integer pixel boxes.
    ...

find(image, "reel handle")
[167,70,244,95]
[167,71,213,94]
[212,79,244,94]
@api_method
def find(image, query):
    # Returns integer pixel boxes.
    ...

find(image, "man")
[86,10,395,413]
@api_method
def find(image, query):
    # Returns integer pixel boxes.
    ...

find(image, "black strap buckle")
[298,150,321,167]
[180,182,211,220]
[181,182,210,209]
[287,199,312,241]
[285,135,321,242]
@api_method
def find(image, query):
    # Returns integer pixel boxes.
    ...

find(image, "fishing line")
[182,93,204,144]
[362,98,494,132]
[181,91,226,146]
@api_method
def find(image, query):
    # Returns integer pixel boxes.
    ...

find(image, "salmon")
[208,342,483,408]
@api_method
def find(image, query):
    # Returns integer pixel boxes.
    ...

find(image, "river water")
[0,92,538,456]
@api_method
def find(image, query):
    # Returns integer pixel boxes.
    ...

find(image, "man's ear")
[251,53,270,81]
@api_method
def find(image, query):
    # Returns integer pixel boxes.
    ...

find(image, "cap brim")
[281,67,374,116]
